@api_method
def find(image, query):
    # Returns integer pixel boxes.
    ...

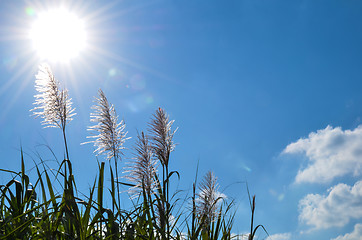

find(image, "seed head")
[125,132,157,196]
[31,63,75,128]
[148,108,177,166]
[84,89,128,161]
[197,171,221,225]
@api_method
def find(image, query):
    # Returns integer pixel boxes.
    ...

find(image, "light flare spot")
[26,7,35,16]
[243,166,252,172]
[126,94,154,112]
[108,68,117,77]
[146,96,154,104]
[130,74,146,91]
[2,56,18,71]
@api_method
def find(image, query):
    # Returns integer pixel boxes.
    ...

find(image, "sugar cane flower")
[84,89,128,161]
[197,171,223,225]
[125,131,158,196]
[31,63,75,128]
[148,107,177,166]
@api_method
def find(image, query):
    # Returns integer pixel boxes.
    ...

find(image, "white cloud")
[283,125,362,183]
[265,232,292,240]
[299,181,362,229]
[332,224,362,240]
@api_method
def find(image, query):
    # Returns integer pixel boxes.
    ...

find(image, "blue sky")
[1,1,362,239]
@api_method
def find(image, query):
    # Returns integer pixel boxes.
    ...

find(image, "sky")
[0,0,362,239]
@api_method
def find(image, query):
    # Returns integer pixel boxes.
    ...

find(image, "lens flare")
[108,68,117,77]
[25,7,35,16]
[2,56,18,71]
[130,74,146,91]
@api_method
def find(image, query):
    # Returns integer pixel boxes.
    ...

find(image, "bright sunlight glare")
[29,9,86,62]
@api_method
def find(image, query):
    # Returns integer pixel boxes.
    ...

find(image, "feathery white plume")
[148,108,177,166]
[125,132,158,196]
[31,63,75,128]
[197,171,221,224]
[85,89,128,161]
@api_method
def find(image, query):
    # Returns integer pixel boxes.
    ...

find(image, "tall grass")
[0,64,268,239]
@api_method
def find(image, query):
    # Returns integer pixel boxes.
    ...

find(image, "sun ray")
[0,55,38,122]
[0,53,38,97]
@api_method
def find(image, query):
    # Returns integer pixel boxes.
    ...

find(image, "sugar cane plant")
[0,64,268,239]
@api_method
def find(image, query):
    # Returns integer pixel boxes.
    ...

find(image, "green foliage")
[0,110,268,240]
[0,121,265,239]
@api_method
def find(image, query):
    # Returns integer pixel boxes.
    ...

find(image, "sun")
[29,8,87,62]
